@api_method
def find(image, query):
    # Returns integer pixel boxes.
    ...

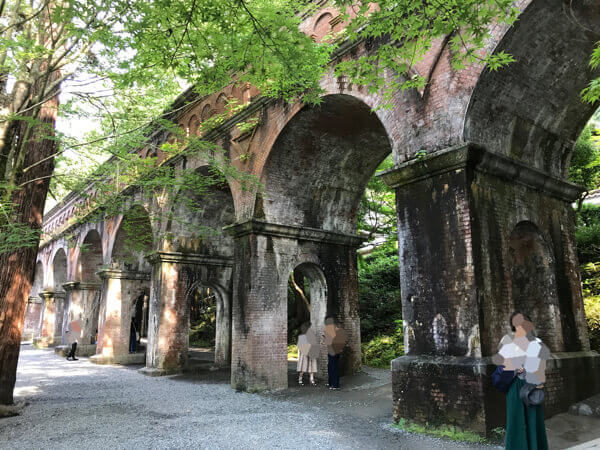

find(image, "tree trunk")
[0,86,57,405]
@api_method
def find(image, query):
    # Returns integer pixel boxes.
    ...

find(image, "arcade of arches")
[26,0,600,436]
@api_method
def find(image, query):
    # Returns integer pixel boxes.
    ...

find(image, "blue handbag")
[492,365,516,393]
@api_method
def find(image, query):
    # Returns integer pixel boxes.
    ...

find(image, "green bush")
[358,240,403,341]
[584,295,600,352]
[580,262,600,352]
[361,320,404,368]
[576,222,600,264]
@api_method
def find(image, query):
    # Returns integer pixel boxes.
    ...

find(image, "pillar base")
[32,336,61,348]
[138,367,183,377]
[54,344,97,357]
[392,351,600,436]
[89,352,145,365]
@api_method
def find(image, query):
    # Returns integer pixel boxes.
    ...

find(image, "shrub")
[358,240,403,341]
[580,262,600,352]
[361,320,404,368]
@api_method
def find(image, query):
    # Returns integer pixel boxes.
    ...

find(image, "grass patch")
[393,418,486,444]
[287,344,298,359]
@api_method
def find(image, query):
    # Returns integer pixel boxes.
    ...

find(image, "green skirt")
[505,377,549,450]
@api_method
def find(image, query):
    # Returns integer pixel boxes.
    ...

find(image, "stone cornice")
[40,290,66,300]
[224,219,365,247]
[63,281,102,291]
[379,143,584,202]
[147,251,233,267]
[97,269,151,281]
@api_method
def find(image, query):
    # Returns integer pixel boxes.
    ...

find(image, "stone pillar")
[381,143,600,435]
[22,297,43,341]
[141,252,233,376]
[33,290,66,347]
[227,220,363,392]
[62,282,102,356]
[91,269,150,365]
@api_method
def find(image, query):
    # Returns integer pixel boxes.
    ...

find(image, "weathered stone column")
[33,290,66,347]
[62,282,102,356]
[381,143,600,435]
[22,297,43,341]
[141,252,233,376]
[91,269,150,365]
[227,220,363,392]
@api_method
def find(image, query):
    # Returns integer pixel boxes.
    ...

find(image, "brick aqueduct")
[22,0,600,434]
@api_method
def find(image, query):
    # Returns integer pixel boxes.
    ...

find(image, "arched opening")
[52,249,67,292]
[78,230,103,282]
[31,261,44,298]
[112,204,153,271]
[287,262,328,382]
[166,166,235,256]
[185,282,230,367]
[508,221,563,351]
[108,205,153,354]
[239,93,397,388]
[259,94,392,234]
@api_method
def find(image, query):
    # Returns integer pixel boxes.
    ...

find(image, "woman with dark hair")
[494,312,550,450]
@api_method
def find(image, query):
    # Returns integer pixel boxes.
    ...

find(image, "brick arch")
[256,93,392,234]
[290,261,329,368]
[77,229,104,282]
[51,247,68,292]
[312,12,333,42]
[110,204,154,271]
[188,114,199,136]
[200,103,215,121]
[463,0,600,178]
[215,94,228,114]
[163,165,235,256]
[31,261,45,298]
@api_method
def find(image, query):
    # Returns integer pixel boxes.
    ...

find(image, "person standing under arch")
[297,322,318,386]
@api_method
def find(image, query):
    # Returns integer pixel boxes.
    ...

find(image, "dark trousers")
[67,342,77,359]
[129,328,137,353]
[328,354,340,388]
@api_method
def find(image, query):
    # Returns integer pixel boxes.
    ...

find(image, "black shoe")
[72,357,78,361]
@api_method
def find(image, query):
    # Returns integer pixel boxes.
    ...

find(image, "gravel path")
[0,346,500,450]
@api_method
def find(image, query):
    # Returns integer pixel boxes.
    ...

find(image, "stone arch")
[215,94,228,114]
[313,12,333,42]
[52,248,67,292]
[31,261,44,298]
[188,114,200,136]
[184,278,231,366]
[463,0,600,177]
[201,104,214,121]
[257,93,392,234]
[286,261,329,380]
[507,221,563,351]
[164,166,235,256]
[78,229,103,282]
[110,204,154,271]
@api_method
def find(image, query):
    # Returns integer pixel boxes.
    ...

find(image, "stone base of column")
[54,344,97,357]
[32,336,61,348]
[138,367,183,377]
[89,352,145,365]
[392,352,600,436]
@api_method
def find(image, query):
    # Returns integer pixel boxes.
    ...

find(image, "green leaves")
[333,0,520,107]
[582,42,600,104]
